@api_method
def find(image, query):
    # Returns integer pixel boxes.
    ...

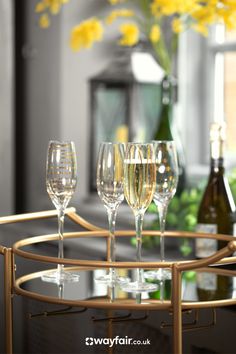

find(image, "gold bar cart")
[1,208,236,354]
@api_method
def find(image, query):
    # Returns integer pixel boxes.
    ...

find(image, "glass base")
[95,274,130,286]
[41,269,80,284]
[144,269,172,281]
[121,281,158,293]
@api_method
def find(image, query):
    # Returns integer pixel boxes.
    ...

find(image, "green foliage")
[142,168,236,257]
[147,186,204,231]
[182,271,196,282]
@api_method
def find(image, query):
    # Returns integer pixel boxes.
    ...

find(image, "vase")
[154,75,186,195]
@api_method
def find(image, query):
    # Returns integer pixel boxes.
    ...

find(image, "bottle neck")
[155,103,173,140]
[210,157,224,173]
[210,140,225,174]
[155,76,177,141]
[161,76,174,106]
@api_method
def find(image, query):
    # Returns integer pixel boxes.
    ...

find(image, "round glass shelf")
[12,229,236,310]
[14,266,236,310]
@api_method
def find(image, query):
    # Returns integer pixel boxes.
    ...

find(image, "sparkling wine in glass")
[121,143,158,293]
[96,142,130,285]
[145,141,178,282]
[41,140,79,284]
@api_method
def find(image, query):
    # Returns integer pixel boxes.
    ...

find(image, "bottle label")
[197,272,217,291]
[195,224,217,258]
[232,224,236,256]
[233,223,236,236]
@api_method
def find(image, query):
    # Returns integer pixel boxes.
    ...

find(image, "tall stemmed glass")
[121,143,158,293]
[145,141,178,281]
[96,142,129,285]
[42,141,79,284]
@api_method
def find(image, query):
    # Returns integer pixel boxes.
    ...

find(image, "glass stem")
[107,208,117,281]
[135,212,144,284]
[57,208,65,274]
[58,283,64,299]
[158,202,168,263]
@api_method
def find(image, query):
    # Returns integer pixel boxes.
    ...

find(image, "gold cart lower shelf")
[14,265,236,311]
[1,209,236,354]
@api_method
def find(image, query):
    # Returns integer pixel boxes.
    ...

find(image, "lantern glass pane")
[91,84,128,191]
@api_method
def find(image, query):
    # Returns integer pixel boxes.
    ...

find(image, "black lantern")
[89,44,165,192]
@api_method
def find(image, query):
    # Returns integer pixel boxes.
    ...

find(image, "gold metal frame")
[1,208,236,354]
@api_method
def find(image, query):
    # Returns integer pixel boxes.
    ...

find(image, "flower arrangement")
[35,0,236,74]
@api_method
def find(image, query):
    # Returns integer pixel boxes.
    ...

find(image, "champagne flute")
[96,142,130,285]
[41,140,79,284]
[121,143,158,293]
[145,141,178,281]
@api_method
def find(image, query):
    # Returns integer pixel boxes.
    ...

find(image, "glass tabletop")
[15,267,236,309]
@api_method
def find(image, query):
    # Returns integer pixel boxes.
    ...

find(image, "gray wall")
[0,0,14,214]
[24,0,117,211]
[24,0,62,211]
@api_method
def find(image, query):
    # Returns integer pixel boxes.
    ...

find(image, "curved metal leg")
[172,264,182,354]
[4,247,13,354]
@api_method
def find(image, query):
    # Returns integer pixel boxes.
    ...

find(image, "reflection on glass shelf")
[20,268,236,305]
[196,272,233,301]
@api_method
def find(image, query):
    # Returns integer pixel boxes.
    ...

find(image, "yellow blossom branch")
[35,0,236,73]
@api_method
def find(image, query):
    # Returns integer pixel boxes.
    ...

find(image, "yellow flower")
[45,0,61,15]
[223,1,236,12]
[172,18,184,33]
[223,12,236,30]
[36,0,236,66]
[192,6,216,25]
[192,23,209,36]
[35,0,70,28]
[35,2,47,13]
[149,25,161,43]
[157,1,177,16]
[151,0,199,17]
[36,0,67,15]
[150,2,160,17]
[118,23,139,46]
[39,13,50,28]
[105,9,134,25]
[151,0,178,17]
[35,0,69,13]
[108,0,126,4]
[70,18,104,51]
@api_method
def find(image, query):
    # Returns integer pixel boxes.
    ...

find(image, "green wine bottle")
[196,122,235,301]
[154,76,186,194]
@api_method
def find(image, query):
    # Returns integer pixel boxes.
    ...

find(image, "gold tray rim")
[12,230,236,268]
[14,266,236,310]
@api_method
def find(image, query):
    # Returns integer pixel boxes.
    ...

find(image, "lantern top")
[90,42,165,84]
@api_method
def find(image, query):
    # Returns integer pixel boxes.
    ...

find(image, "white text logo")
[85,336,150,347]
